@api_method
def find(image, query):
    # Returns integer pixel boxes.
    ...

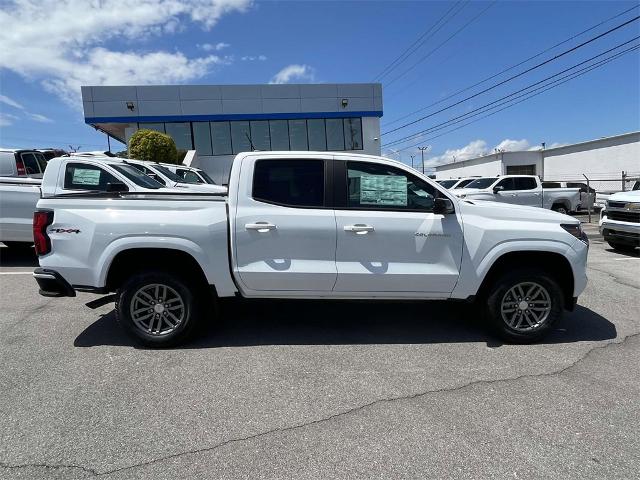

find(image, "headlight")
[561,223,588,245]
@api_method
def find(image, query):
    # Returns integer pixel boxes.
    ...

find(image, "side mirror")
[493,185,504,194]
[106,182,128,192]
[433,197,454,215]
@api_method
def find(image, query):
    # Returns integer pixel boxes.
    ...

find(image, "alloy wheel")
[129,283,185,336]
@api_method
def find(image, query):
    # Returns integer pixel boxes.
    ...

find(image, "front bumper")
[599,218,640,246]
[33,268,76,297]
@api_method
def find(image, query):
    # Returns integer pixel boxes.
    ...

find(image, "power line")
[373,1,467,81]
[381,14,640,137]
[385,0,497,87]
[390,45,640,155]
[382,3,640,127]
[384,38,640,148]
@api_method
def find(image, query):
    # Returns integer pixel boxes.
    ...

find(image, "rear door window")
[20,152,43,176]
[253,159,325,207]
[514,177,537,190]
[63,163,124,191]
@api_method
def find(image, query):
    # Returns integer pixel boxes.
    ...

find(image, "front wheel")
[606,240,637,252]
[485,269,564,343]
[115,271,202,347]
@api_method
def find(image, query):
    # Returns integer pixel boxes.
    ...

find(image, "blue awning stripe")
[85,110,383,124]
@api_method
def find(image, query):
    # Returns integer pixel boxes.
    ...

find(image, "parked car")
[122,159,225,193]
[37,148,68,161]
[453,175,581,214]
[436,177,478,190]
[542,181,596,210]
[161,163,218,185]
[599,190,639,252]
[0,149,49,248]
[594,181,640,209]
[33,152,588,347]
[0,148,48,178]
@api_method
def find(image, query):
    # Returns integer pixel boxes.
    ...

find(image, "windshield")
[465,177,498,189]
[153,164,186,183]
[197,169,216,184]
[437,180,457,188]
[454,178,474,188]
[111,164,163,189]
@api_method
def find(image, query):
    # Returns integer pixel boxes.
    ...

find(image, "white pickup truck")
[33,152,589,347]
[453,175,581,214]
[599,190,639,252]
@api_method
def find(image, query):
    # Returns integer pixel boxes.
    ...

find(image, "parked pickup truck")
[599,190,639,252]
[33,152,589,347]
[453,175,581,214]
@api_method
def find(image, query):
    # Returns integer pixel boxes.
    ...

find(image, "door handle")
[344,224,374,234]
[245,222,277,233]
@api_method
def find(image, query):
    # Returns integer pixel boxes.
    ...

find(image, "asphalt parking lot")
[0,221,638,479]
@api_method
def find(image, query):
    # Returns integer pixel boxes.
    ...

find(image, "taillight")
[16,158,26,175]
[33,210,54,256]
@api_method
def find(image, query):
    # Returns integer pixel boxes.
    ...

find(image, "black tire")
[552,204,568,215]
[115,271,202,347]
[485,268,564,344]
[2,241,33,250]
[606,240,637,252]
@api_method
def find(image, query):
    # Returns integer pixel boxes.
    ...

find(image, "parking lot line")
[0,271,34,275]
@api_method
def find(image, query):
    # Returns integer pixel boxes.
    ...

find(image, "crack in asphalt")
[4,331,637,478]
[588,265,640,290]
[0,461,99,476]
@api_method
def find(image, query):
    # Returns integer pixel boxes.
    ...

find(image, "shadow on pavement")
[0,246,38,268]
[74,300,617,349]
[603,247,639,258]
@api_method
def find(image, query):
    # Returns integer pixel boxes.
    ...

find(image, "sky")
[0,0,638,171]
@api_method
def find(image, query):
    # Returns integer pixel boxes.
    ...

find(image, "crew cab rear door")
[332,158,463,295]
[232,155,337,293]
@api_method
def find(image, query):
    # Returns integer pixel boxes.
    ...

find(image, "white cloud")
[0,0,252,106]
[0,94,24,110]
[494,138,530,151]
[269,64,315,84]
[0,113,19,127]
[425,138,531,167]
[199,42,231,51]
[241,54,267,61]
[26,113,53,123]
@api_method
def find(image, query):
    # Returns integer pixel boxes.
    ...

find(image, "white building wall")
[435,155,503,179]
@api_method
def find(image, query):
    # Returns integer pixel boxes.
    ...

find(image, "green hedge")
[128,129,178,164]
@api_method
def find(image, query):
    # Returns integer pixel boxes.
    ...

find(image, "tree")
[128,129,177,164]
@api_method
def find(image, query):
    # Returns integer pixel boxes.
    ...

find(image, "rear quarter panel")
[36,197,237,296]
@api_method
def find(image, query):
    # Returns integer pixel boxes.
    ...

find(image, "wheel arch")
[476,250,575,309]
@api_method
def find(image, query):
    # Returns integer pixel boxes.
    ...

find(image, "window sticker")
[72,168,101,186]
[360,174,408,206]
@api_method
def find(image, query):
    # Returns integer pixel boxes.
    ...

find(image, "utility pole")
[418,146,430,174]
[410,155,415,169]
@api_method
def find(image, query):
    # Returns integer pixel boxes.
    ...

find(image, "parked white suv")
[161,163,217,185]
[436,177,478,190]
[599,190,639,252]
[33,152,588,347]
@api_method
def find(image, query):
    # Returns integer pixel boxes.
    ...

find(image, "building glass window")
[139,123,165,133]
[231,121,252,154]
[250,121,271,151]
[344,118,363,150]
[165,123,192,150]
[192,122,213,156]
[211,121,232,155]
[288,119,308,150]
[269,120,289,150]
[307,119,327,151]
[326,118,345,151]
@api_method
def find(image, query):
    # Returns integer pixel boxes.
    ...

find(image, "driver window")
[346,161,437,211]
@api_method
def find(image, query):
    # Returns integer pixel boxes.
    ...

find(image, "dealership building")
[82,83,383,183]
[434,131,640,189]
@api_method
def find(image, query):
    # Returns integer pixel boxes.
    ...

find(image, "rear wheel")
[115,271,203,347]
[485,269,564,343]
[552,204,568,215]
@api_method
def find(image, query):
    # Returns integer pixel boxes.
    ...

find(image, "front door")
[333,160,463,295]
[233,157,337,293]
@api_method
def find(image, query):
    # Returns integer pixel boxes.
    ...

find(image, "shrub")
[128,129,177,164]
